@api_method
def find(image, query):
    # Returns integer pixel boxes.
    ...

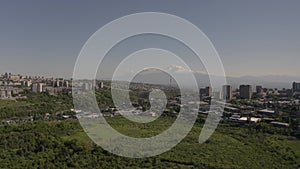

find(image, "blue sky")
[0,0,300,78]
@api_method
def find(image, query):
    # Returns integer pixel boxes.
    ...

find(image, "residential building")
[200,86,212,98]
[256,86,263,94]
[32,83,43,93]
[222,85,232,100]
[99,81,104,89]
[292,82,300,92]
[239,85,252,99]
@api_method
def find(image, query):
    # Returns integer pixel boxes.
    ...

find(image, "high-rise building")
[99,82,104,89]
[6,90,12,98]
[256,86,263,94]
[37,83,43,92]
[25,80,32,87]
[32,83,38,93]
[64,81,69,88]
[292,82,300,92]
[32,83,43,93]
[239,85,252,99]
[200,86,212,98]
[83,82,91,91]
[55,80,60,87]
[0,90,6,98]
[222,85,232,100]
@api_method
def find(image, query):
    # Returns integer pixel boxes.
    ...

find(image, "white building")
[32,83,44,93]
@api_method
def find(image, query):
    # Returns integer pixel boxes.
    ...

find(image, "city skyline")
[2,71,300,90]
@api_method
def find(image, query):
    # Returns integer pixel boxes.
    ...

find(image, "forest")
[0,90,299,168]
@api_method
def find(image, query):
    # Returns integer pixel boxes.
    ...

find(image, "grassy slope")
[63,117,300,168]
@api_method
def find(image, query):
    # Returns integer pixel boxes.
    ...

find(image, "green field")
[1,117,298,168]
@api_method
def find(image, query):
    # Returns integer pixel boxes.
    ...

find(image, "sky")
[0,0,300,78]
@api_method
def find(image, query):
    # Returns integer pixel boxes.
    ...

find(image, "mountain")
[108,65,300,90]
[227,75,300,89]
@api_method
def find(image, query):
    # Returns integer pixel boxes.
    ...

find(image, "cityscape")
[0,71,300,168]
[1,72,300,130]
[1,1,300,168]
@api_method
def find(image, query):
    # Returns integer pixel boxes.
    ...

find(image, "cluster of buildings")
[0,72,72,97]
[0,86,24,99]
[72,81,104,95]
[198,82,300,128]
[200,85,235,100]
[199,82,300,100]
[0,72,107,98]
[1,72,299,130]
[31,78,70,95]
[198,100,294,128]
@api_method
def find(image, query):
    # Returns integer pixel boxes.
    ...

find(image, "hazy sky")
[0,0,300,78]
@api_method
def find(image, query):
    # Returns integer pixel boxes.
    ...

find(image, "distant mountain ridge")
[227,75,300,89]
[106,68,300,90]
